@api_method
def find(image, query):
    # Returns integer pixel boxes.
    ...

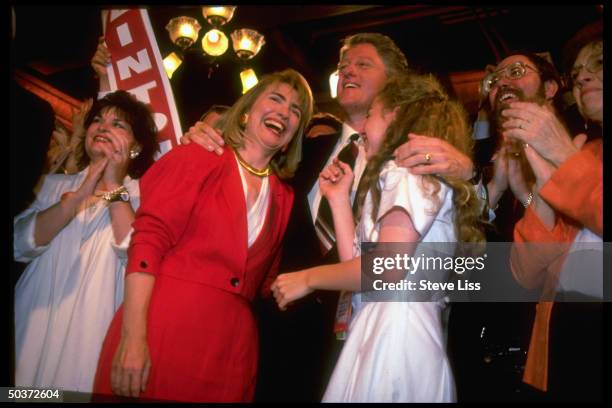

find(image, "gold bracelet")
[99,185,130,203]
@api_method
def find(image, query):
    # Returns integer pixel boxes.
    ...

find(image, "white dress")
[13,169,139,392]
[322,161,457,402]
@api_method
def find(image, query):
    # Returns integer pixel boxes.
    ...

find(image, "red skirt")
[94,274,258,402]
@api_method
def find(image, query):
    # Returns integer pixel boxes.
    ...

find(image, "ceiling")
[12,4,602,129]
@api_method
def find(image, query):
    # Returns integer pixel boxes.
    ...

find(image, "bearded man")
[448,51,566,402]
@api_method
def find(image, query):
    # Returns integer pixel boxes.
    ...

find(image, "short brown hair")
[340,33,409,77]
[199,104,230,123]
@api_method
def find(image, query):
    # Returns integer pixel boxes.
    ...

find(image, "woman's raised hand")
[319,158,354,204]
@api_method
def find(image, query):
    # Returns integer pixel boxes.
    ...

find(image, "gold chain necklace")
[233,148,271,177]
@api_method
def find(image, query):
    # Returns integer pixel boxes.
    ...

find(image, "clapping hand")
[501,102,579,167]
[96,131,132,188]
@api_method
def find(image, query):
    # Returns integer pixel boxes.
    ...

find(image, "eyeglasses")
[480,61,539,96]
[570,53,603,85]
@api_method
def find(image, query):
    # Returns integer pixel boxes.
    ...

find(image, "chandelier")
[163,6,265,93]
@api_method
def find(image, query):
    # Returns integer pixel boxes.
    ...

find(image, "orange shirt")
[511,139,602,391]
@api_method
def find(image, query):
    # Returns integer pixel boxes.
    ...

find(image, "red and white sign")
[102,9,182,156]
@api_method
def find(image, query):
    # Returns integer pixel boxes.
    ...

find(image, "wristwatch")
[102,186,130,203]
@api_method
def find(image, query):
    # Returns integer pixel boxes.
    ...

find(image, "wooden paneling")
[14,69,81,131]
[448,70,485,114]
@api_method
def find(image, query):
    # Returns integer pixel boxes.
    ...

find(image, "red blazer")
[126,143,293,301]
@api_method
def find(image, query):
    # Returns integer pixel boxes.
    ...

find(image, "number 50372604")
[4,388,62,401]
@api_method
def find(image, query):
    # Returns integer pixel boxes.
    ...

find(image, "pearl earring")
[129,149,141,159]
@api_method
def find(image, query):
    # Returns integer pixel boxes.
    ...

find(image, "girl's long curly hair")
[354,73,485,246]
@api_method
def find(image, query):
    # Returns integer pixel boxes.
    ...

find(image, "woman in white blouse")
[13,90,158,393]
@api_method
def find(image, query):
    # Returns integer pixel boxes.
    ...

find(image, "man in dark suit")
[181,33,475,401]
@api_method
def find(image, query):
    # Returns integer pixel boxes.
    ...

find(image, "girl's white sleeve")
[376,165,449,236]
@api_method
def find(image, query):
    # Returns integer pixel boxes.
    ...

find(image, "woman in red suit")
[94,69,313,402]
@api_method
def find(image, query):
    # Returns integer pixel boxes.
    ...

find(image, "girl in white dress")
[272,74,484,402]
[13,91,159,392]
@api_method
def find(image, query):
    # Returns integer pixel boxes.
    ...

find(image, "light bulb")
[240,69,258,94]
[240,37,252,50]
[162,52,182,79]
[179,23,195,38]
[329,71,339,99]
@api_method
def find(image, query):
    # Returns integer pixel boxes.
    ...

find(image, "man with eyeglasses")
[506,23,603,402]
[448,51,568,402]
[468,52,566,228]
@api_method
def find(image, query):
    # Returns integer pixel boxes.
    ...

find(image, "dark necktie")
[315,133,360,254]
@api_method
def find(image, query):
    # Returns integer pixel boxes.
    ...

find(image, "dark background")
[7,3,608,400]
[12,4,603,130]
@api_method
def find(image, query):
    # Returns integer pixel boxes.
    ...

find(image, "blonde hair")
[221,69,313,179]
[355,73,485,245]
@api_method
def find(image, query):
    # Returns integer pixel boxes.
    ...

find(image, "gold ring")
[425,153,432,162]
